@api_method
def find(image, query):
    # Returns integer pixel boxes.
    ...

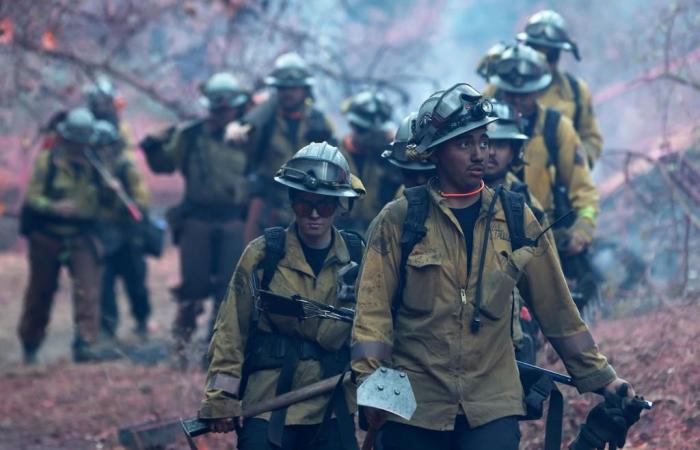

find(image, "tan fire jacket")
[538,70,603,166]
[483,71,603,166]
[520,104,599,243]
[351,181,616,431]
[199,225,356,424]
[146,120,250,209]
[26,148,102,236]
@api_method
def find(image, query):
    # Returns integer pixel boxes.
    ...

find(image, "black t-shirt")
[299,232,333,276]
[450,198,482,273]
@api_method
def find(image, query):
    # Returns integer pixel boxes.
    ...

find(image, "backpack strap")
[521,372,564,450]
[543,108,562,171]
[180,120,205,179]
[305,108,335,145]
[116,159,133,197]
[339,229,365,265]
[499,189,537,252]
[392,185,430,316]
[565,72,582,131]
[43,151,59,198]
[260,226,287,290]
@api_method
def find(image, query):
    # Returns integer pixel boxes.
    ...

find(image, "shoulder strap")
[392,185,430,315]
[543,108,562,171]
[339,229,365,265]
[565,72,582,131]
[305,108,334,145]
[181,120,205,178]
[43,152,59,197]
[509,181,546,225]
[116,159,132,197]
[499,189,537,252]
[261,227,287,290]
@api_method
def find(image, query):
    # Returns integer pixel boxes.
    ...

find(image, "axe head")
[357,367,417,420]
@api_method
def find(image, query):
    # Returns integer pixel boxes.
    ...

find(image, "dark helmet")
[199,72,249,110]
[56,107,95,145]
[517,10,580,60]
[84,75,116,105]
[274,142,360,198]
[382,113,435,171]
[476,42,508,82]
[264,52,315,88]
[410,83,496,158]
[489,43,552,94]
[91,120,121,147]
[342,90,393,131]
[486,100,528,166]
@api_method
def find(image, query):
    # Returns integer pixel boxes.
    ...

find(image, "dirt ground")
[0,247,698,449]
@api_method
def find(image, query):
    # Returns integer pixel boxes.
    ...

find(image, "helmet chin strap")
[439,180,485,198]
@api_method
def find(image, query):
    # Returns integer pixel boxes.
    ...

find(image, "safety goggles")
[277,158,350,191]
[495,58,544,78]
[431,84,485,124]
[291,198,338,218]
[206,93,248,109]
[525,22,568,43]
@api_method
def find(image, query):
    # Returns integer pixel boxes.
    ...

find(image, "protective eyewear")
[431,83,484,124]
[525,22,568,42]
[277,158,350,191]
[206,93,248,109]
[291,198,338,218]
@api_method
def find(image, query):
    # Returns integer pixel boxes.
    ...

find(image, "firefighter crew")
[489,43,599,258]
[338,90,399,233]
[199,143,362,450]
[18,108,117,363]
[93,120,152,340]
[225,52,336,243]
[140,72,252,363]
[351,84,634,450]
[516,9,604,166]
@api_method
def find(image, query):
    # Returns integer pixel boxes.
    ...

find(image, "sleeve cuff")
[198,397,242,419]
[574,364,617,393]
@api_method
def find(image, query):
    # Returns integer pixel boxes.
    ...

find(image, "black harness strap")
[543,108,562,175]
[565,72,582,131]
[261,227,287,290]
[392,185,429,316]
[499,189,537,252]
[339,229,365,266]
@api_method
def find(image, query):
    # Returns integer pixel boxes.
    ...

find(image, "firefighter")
[351,84,635,449]
[199,142,362,450]
[140,72,252,363]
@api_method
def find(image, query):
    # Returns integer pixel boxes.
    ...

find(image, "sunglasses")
[291,198,338,218]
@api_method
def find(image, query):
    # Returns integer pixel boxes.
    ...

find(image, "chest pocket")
[402,250,442,315]
[480,246,534,320]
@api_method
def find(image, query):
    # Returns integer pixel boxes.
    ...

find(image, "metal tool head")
[180,418,200,450]
[357,367,417,420]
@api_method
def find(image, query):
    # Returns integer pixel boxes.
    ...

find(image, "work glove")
[570,384,644,450]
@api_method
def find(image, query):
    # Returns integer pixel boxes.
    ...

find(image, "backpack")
[393,185,564,450]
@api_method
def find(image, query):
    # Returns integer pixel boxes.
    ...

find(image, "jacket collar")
[278,223,351,278]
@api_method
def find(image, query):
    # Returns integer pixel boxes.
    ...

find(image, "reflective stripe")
[209,373,241,396]
[549,330,596,359]
[577,207,597,221]
[351,341,393,362]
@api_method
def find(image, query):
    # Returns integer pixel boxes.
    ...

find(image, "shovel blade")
[357,367,416,420]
